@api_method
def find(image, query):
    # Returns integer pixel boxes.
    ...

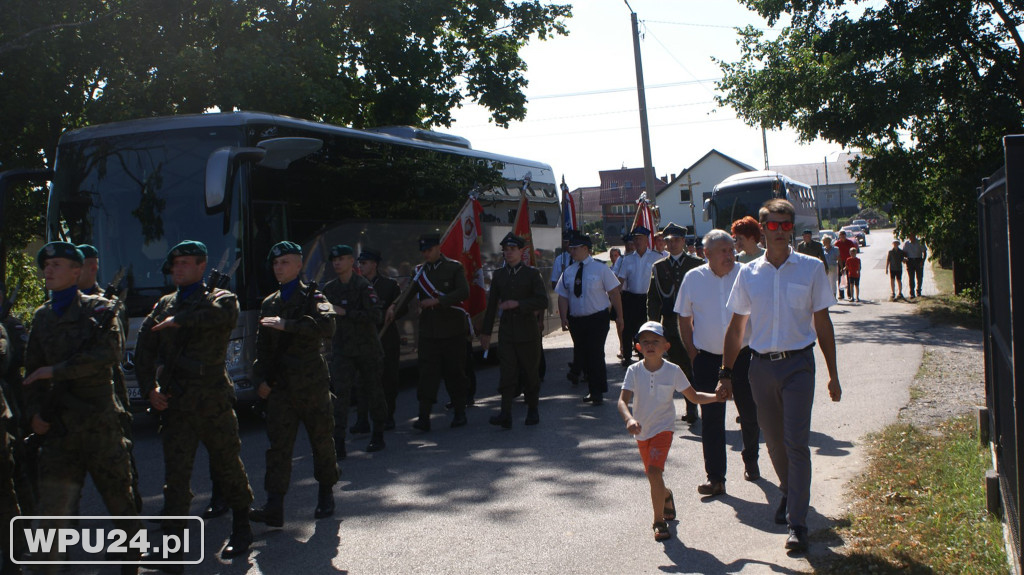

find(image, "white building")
[654,150,756,238]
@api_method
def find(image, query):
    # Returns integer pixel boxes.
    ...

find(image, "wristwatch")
[718,366,733,380]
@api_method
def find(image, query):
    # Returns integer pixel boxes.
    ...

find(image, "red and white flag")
[513,194,535,267]
[440,198,487,317]
[630,191,655,235]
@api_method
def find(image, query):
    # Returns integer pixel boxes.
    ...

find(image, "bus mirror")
[255,137,323,169]
[205,148,232,210]
[702,199,711,222]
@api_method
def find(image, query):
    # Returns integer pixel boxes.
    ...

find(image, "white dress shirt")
[675,263,750,354]
[726,249,836,353]
[615,248,662,294]
[555,256,621,317]
[550,251,572,283]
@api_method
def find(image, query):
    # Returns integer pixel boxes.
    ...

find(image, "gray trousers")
[749,349,815,528]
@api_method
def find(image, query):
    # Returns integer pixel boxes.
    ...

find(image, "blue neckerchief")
[177,281,203,302]
[50,286,78,318]
[280,278,300,302]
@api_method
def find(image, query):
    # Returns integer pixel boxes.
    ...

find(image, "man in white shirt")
[719,199,841,553]
[676,229,762,498]
[615,226,662,366]
[556,233,624,405]
[550,233,573,290]
[902,233,926,298]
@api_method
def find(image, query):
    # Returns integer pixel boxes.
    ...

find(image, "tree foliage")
[715,0,1024,289]
[0,0,571,253]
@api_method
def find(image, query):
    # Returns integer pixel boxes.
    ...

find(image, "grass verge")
[816,416,1007,573]
[914,262,982,330]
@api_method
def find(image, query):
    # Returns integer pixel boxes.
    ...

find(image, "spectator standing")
[833,231,857,299]
[821,236,840,298]
[885,240,907,300]
[796,230,828,274]
[732,216,764,264]
[719,199,841,552]
[845,247,862,302]
[902,233,926,298]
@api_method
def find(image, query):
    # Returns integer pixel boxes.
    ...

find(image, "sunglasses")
[763,221,795,232]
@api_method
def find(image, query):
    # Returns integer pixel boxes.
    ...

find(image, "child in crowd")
[885,239,906,300]
[846,247,862,302]
[617,321,723,542]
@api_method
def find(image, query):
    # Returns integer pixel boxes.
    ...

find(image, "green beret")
[76,244,99,259]
[268,241,302,263]
[329,244,354,259]
[37,242,84,268]
[163,240,207,273]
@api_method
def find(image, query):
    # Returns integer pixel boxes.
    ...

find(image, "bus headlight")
[225,339,244,370]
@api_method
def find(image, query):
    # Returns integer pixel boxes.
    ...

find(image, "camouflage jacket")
[322,274,383,358]
[252,282,335,390]
[24,292,122,422]
[414,255,470,339]
[135,285,239,398]
[480,264,548,343]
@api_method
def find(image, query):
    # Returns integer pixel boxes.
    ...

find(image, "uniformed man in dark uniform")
[412,234,471,430]
[479,233,548,427]
[23,242,142,572]
[357,248,407,430]
[135,240,254,565]
[250,241,339,527]
[323,245,387,456]
[647,223,705,423]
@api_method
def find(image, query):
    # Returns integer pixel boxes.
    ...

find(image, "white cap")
[635,321,665,341]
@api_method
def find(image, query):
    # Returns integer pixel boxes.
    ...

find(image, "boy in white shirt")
[617,321,723,542]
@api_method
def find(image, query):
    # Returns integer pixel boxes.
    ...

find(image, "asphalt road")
[63,229,939,574]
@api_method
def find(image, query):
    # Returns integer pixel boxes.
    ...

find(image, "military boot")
[489,403,512,429]
[145,527,184,574]
[314,483,335,519]
[366,431,385,452]
[412,403,432,431]
[451,407,468,428]
[249,492,284,528]
[525,406,540,426]
[349,418,371,435]
[222,508,253,559]
[202,483,229,519]
[334,434,347,460]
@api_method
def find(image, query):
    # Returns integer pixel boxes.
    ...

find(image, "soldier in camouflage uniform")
[23,242,141,573]
[249,242,339,527]
[76,244,142,513]
[412,234,470,431]
[356,248,408,431]
[646,223,705,423]
[479,233,549,428]
[323,245,387,456]
[135,240,253,564]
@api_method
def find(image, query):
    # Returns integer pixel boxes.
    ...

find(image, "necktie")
[574,262,584,297]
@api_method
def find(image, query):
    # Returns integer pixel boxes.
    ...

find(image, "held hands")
[715,378,733,401]
[23,366,53,386]
[151,316,179,332]
[260,316,286,331]
[625,417,642,435]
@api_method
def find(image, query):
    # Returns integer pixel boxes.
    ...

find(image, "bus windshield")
[49,126,243,315]
[710,183,774,231]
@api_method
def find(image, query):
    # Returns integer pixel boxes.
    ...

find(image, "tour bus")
[0,112,562,408]
[703,170,820,240]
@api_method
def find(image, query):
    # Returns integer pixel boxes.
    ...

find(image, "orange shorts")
[637,430,673,472]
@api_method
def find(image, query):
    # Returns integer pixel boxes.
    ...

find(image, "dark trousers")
[730,348,761,470]
[417,335,468,409]
[906,258,924,295]
[663,314,697,419]
[693,351,727,483]
[499,340,542,407]
[378,326,401,420]
[567,310,610,396]
[620,292,647,359]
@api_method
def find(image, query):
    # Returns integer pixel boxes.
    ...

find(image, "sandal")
[653,521,671,541]
[663,490,676,521]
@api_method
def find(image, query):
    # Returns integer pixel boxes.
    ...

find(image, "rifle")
[379,266,422,335]
[25,268,127,447]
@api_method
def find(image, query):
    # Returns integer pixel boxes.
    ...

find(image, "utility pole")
[624,1,657,200]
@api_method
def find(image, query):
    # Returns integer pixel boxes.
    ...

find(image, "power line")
[528,78,720,100]
[469,115,743,141]
[643,19,779,32]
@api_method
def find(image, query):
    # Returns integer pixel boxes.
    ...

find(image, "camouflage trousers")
[264,382,338,494]
[161,384,253,529]
[331,354,386,440]
[35,411,141,567]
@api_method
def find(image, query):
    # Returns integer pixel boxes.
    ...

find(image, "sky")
[439,0,850,189]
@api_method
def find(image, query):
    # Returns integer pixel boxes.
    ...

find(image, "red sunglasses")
[764,221,795,232]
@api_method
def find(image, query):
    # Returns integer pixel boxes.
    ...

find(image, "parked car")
[841,225,867,246]
[852,219,870,234]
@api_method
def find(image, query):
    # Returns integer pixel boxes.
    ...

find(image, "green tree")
[715,0,1023,290]
[0,0,571,258]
